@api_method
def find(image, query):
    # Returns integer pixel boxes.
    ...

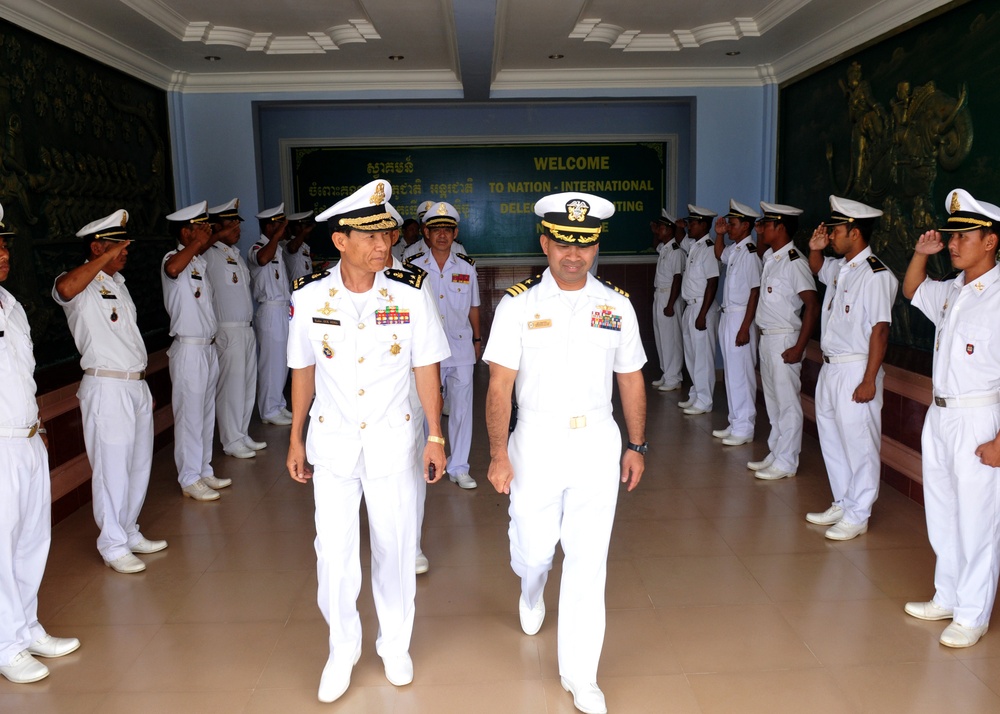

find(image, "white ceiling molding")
[491,65,767,92]
[570,16,761,52]
[172,68,464,94]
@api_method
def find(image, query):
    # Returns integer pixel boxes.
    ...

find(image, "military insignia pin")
[767,286,773,293]
[194,288,201,298]
[967,344,975,355]
[110,308,118,322]
[322,340,334,359]
[232,273,238,283]
[390,342,402,356]
[845,305,850,313]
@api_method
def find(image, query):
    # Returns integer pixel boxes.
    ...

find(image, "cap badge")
[369,182,386,205]
[121,212,128,227]
[566,200,590,223]
[950,191,961,213]
[437,204,448,215]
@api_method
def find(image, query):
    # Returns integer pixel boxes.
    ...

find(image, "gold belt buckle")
[27,423,38,438]
[569,415,587,429]
[934,396,946,407]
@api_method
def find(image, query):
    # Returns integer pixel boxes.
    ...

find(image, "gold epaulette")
[406,263,428,279]
[385,268,424,289]
[456,252,475,266]
[788,248,800,261]
[505,274,543,297]
[598,277,630,298]
[867,255,888,273]
[292,271,329,291]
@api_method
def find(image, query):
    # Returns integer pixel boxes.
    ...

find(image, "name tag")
[312,317,340,326]
[100,293,118,300]
[528,319,552,329]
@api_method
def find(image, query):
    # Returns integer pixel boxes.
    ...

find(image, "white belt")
[721,305,747,313]
[219,321,252,328]
[175,336,216,345]
[516,406,613,429]
[0,422,39,438]
[84,368,146,381]
[654,287,672,293]
[684,298,701,305]
[761,328,795,335]
[261,300,289,306]
[822,353,867,364]
[933,393,1000,409]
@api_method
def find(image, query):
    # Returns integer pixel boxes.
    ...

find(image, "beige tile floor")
[5,369,1000,713]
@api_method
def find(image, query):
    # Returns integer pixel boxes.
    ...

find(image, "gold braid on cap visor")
[946,216,994,228]
[338,211,397,230]
[542,220,601,244]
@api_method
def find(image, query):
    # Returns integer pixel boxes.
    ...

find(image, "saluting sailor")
[284,210,316,284]
[248,203,293,426]
[806,195,898,540]
[286,180,449,703]
[484,192,647,714]
[53,209,165,574]
[903,189,1000,648]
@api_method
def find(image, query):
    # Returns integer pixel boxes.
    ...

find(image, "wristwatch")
[626,441,649,455]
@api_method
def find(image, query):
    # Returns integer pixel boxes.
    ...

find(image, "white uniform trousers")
[254,303,289,420]
[407,374,427,558]
[652,290,684,389]
[508,415,621,683]
[0,433,49,666]
[922,404,1000,629]
[78,374,154,561]
[815,360,883,524]
[758,333,804,473]
[719,309,757,437]
[681,300,720,410]
[215,324,257,451]
[313,453,417,661]
[168,341,220,487]
[441,364,473,476]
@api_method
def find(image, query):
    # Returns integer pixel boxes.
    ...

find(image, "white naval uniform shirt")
[161,248,217,339]
[756,244,816,332]
[0,287,38,427]
[720,239,761,309]
[402,239,460,263]
[287,264,450,476]
[405,250,479,367]
[912,266,1000,398]
[248,237,291,304]
[654,241,685,290]
[52,269,146,372]
[483,270,646,411]
[680,235,695,255]
[681,237,720,302]
[817,246,898,355]
[204,244,253,324]
[283,242,313,285]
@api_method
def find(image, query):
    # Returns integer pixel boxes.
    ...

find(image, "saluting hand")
[914,230,945,255]
[714,216,728,237]
[809,224,830,251]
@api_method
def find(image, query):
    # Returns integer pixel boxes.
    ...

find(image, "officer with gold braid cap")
[484,192,647,714]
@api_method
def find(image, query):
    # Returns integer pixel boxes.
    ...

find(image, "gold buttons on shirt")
[358,357,364,363]
[358,323,365,330]
[358,389,365,396]
[405,414,410,421]
[360,422,367,429]
[318,416,325,423]
[439,295,444,299]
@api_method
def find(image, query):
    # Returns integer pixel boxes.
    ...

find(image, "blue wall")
[168,86,777,254]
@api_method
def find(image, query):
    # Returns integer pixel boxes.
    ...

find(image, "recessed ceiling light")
[548,54,564,60]
[725,51,740,56]
[204,55,222,62]
[388,55,404,61]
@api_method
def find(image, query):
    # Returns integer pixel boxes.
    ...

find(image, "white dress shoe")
[754,464,795,481]
[262,413,292,426]
[677,399,694,409]
[279,407,293,419]
[805,504,843,526]
[519,594,545,635]
[904,601,953,621]
[825,520,868,541]
[683,405,710,415]
[561,677,607,714]
[0,651,49,684]
[224,444,256,459]
[383,653,413,686]
[415,553,429,575]
[657,382,681,392]
[747,454,775,471]
[28,635,81,658]
[651,377,665,387]
[317,645,361,703]
[106,552,146,574]
[242,437,267,451]
[182,479,221,501]
[130,537,168,554]
[202,475,232,490]
[722,434,753,446]
[711,428,732,439]
[450,472,477,490]
[940,622,988,648]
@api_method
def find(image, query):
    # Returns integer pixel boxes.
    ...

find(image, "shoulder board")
[867,255,888,273]
[788,248,800,261]
[598,277,630,298]
[404,263,428,279]
[385,268,424,289]
[746,242,757,253]
[292,271,329,291]
[456,252,475,266]
[505,274,543,297]
[671,242,681,250]
[705,239,714,247]
[407,251,425,262]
